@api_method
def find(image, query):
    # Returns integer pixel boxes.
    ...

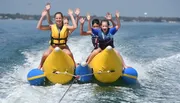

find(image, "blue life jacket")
[96,29,114,50]
[91,34,98,49]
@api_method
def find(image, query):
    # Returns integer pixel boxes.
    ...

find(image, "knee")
[93,49,100,54]
[116,51,120,55]
[114,49,120,54]
[65,50,73,56]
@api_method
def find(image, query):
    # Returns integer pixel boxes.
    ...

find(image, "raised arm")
[115,11,121,30]
[87,13,91,31]
[69,8,80,34]
[79,17,92,36]
[74,8,80,26]
[45,3,53,25]
[36,10,51,30]
[66,9,77,31]
[105,12,116,28]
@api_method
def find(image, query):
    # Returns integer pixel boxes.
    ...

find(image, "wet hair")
[54,12,63,18]
[100,19,110,26]
[54,12,64,26]
[63,16,69,21]
[92,19,100,25]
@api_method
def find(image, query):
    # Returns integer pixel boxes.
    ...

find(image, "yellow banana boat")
[43,47,74,84]
[89,46,123,83]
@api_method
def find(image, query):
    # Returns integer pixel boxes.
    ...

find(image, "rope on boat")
[53,70,115,78]
[56,70,115,103]
[58,77,78,103]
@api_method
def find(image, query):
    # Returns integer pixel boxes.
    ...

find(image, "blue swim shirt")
[92,27,117,36]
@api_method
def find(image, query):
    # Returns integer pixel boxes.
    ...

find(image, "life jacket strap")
[50,36,67,46]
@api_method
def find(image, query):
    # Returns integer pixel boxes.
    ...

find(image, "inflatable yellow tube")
[43,47,74,84]
[89,46,123,83]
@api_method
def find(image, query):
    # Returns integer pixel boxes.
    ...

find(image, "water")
[0,20,180,103]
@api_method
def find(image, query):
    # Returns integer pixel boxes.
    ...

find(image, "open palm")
[79,18,85,24]
[105,12,112,20]
[41,10,47,17]
[86,13,91,21]
[68,9,73,15]
[45,3,51,11]
[75,8,80,16]
[115,11,120,18]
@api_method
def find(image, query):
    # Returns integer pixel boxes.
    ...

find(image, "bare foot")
[38,65,42,69]
[123,65,131,69]
[38,65,44,71]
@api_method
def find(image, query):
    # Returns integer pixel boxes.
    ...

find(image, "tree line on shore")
[0,13,180,23]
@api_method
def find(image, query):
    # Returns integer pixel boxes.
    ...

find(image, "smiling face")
[101,21,109,33]
[63,19,69,26]
[54,12,63,26]
[55,14,63,25]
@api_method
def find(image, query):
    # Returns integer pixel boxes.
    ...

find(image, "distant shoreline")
[0,13,180,23]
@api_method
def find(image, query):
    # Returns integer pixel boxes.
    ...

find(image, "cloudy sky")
[0,0,179,17]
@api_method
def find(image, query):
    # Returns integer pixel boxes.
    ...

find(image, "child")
[84,11,129,68]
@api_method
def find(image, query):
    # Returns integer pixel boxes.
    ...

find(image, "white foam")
[0,36,94,103]
[0,35,154,103]
[68,36,93,63]
[148,53,180,73]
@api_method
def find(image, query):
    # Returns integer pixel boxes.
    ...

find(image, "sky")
[0,0,180,17]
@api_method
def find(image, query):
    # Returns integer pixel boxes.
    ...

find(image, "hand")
[75,8,80,16]
[41,10,47,17]
[68,9,73,15]
[79,17,85,24]
[45,3,51,11]
[115,10,120,18]
[105,12,112,20]
[86,13,91,21]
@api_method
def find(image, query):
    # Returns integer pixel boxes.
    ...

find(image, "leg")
[62,46,76,67]
[114,49,130,69]
[86,48,102,64]
[86,55,90,62]
[38,47,53,70]
[86,48,96,62]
